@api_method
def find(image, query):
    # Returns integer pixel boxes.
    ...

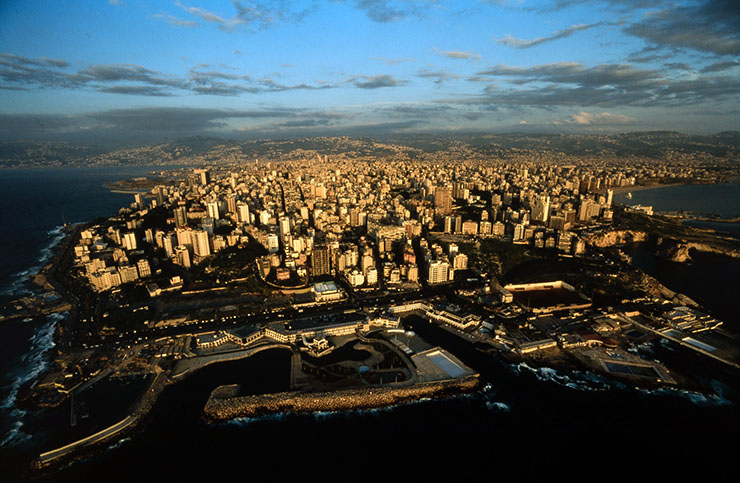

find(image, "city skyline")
[1,0,739,146]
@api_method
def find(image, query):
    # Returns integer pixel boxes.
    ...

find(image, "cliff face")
[586,230,649,247]
[636,270,698,307]
[655,238,693,262]
[656,237,740,263]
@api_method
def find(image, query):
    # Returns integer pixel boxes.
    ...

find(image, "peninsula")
[5,135,740,477]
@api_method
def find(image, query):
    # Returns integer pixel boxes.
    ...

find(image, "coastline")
[610,183,685,194]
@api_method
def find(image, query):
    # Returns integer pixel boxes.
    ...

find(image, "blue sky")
[1,0,738,145]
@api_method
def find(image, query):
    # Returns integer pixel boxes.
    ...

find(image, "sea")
[614,181,740,235]
[1,169,740,480]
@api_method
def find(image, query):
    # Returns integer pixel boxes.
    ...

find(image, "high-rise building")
[407,264,418,283]
[123,232,137,251]
[312,245,331,277]
[366,267,378,285]
[513,223,526,242]
[443,216,452,233]
[349,208,367,228]
[267,234,280,253]
[206,201,220,220]
[279,216,291,239]
[226,194,237,215]
[118,265,139,284]
[453,253,468,270]
[174,206,188,227]
[156,186,166,206]
[434,186,452,214]
[191,229,211,257]
[578,199,601,222]
[163,232,176,258]
[348,270,365,287]
[195,169,210,186]
[531,195,550,224]
[260,210,271,226]
[427,260,450,285]
[462,220,478,235]
[237,202,250,224]
[361,253,374,274]
[136,259,151,278]
[175,246,191,268]
[201,217,215,235]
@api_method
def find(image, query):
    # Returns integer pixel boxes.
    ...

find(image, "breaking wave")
[107,437,132,451]
[486,401,511,412]
[0,225,66,298]
[638,381,733,407]
[478,382,511,412]
[509,362,616,392]
[226,413,289,427]
[0,312,63,447]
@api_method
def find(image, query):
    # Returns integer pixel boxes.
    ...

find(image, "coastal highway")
[37,415,136,465]
[38,370,166,467]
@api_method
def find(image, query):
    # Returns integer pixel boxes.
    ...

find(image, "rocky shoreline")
[586,228,740,263]
[203,376,482,421]
[586,229,649,248]
[655,237,740,262]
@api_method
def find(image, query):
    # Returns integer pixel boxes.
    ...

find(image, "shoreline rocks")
[203,376,481,421]
[656,237,740,263]
[585,230,649,248]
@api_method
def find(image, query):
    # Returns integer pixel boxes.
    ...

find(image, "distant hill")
[1,131,738,168]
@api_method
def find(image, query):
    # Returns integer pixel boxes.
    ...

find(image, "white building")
[267,234,280,253]
[191,229,211,257]
[123,232,137,251]
[237,202,250,224]
[206,200,220,220]
[428,260,450,285]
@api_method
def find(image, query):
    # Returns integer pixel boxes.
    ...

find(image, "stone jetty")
[203,376,481,421]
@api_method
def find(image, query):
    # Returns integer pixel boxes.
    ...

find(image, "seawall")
[203,376,481,421]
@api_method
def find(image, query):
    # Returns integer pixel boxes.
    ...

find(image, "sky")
[0,0,739,146]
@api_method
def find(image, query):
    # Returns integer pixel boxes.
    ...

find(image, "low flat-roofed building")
[426,308,481,331]
[195,331,228,349]
[517,338,558,354]
[388,301,432,314]
[411,348,477,382]
[504,280,591,313]
[313,281,345,302]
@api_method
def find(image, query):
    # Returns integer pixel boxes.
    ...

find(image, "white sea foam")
[0,312,63,447]
[510,362,614,392]
[639,384,732,407]
[227,413,288,426]
[486,401,510,412]
[479,384,511,412]
[107,437,131,451]
[1,225,66,298]
[313,410,342,420]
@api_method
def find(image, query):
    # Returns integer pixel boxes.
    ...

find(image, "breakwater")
[203,376,481,420]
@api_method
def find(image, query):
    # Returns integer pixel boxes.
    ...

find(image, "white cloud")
[561,111,636,125]
[433,48,481,61]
